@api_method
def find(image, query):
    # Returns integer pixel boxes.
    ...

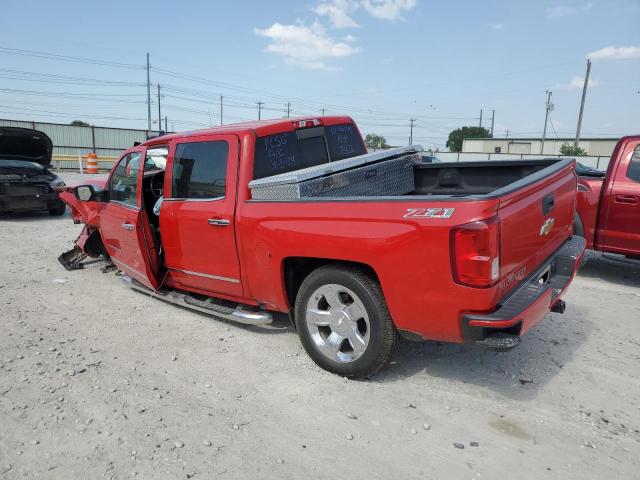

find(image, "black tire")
[49,204,66,216]
[294,264,398,379]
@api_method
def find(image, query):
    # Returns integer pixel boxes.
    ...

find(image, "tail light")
[450,216,501,288]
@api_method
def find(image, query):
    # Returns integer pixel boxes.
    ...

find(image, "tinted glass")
[109,152,141,207]
[627,145,640,183]
[172,141,228,199]
[325,123,366,161]
[253,122,365,179]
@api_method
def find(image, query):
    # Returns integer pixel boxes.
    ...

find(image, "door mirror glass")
[75,185,94,201]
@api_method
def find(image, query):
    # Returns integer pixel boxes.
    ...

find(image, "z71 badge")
[404,207,455,218]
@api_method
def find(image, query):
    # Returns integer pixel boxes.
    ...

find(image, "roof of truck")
[142,115,355,147]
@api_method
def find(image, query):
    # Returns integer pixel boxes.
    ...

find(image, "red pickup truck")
[574,135,640,258]
[59,116,585,378]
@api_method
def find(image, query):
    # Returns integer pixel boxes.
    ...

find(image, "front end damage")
[57,186,109,270]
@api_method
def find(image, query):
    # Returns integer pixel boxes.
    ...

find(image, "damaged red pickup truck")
[60,116,585,378]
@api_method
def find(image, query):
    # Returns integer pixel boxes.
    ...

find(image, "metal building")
[0,118,152,158]
[462,137,619,156]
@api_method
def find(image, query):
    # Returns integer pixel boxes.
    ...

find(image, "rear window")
[253,123,365,179]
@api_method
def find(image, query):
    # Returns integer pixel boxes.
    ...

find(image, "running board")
[122,276,273,325]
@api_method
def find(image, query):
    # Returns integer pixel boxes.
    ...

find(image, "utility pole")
[286,102,291,118]
[256,101,264,120]
[409,118,415,145]
[146,53,151,131]
[220,95,223,125]
[541,90,553,154]
[321,108,326,116]
[490,109,495,136]
[157,84,162,133]
[574,58,591,148]
[164,116,168,132]
[505,130,510,138]
[479,109,483,129]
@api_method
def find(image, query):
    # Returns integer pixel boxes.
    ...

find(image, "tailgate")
[496,159,577,298]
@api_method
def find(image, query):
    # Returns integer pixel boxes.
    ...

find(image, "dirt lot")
[1,173,639,479]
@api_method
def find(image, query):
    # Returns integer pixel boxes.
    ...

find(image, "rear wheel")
[295,265,397,379]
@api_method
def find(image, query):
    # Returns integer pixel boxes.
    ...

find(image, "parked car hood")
[0,126,53,166]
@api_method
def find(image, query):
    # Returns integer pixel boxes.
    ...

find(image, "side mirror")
[74,184,107,202]
[75,185,95,201]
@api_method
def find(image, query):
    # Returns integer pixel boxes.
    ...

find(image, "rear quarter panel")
[237,199,503,343]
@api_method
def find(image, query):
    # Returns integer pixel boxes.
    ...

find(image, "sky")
[1,0,639,150]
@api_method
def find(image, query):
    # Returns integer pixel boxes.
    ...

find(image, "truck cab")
[575,136,640,258]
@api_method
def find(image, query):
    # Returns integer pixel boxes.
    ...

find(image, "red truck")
[59,116,585,378]
[574,135,640,258]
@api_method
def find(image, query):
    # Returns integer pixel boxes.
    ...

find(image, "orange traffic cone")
[86,153,98,174]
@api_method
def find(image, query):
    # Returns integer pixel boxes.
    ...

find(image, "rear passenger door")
[598,142,640,254]
[160,134,243,297]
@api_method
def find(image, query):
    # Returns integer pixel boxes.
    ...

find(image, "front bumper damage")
[461,235,586,351]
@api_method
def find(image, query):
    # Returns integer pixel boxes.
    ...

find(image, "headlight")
[50,178,66,188]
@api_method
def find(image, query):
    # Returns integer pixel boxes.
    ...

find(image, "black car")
[0,127,66,215]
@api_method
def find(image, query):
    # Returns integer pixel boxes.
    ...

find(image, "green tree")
[446,126,492,152]
[559,143,587,156]
[70,120,90,126]
[364,133,388,150]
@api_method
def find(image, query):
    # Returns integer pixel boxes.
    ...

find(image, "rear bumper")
[461,235,586,350]
[0,192,63,213]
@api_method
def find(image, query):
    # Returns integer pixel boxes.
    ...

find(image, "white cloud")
[588,46,640,60]
[315,0,360,28]
[254,21,361,70]
[544,5,575,18]
[491,23,504,30]
[360,0,417,21]
[557,75,600,90]
[583,2,594,11]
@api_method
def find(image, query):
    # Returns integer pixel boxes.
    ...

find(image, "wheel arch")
[282,257,380,313]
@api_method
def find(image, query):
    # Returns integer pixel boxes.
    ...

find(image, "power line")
[0,46,144,69]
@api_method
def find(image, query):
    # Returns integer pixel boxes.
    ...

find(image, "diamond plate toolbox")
[249,145,422,200]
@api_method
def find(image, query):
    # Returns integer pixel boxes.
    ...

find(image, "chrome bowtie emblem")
[540,217,555,236]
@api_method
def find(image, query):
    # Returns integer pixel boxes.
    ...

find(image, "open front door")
[99,147,160,290]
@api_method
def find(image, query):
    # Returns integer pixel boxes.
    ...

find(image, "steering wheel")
[150,173,164,198]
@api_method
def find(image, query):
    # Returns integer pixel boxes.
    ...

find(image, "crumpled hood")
[0,126,53,166]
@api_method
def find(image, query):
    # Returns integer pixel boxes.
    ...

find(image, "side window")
[109,152,141,207]
[171,141,228,199]
[627,145,640,183]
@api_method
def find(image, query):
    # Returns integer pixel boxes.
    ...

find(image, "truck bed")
[249,158,571,201]
[412,159,563,197]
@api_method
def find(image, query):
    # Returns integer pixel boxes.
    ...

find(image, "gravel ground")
[1,173,639,479]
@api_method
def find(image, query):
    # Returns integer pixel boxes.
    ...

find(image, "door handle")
[208,218,230,226]
[615,194,638,205]
[121,223,135,230]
